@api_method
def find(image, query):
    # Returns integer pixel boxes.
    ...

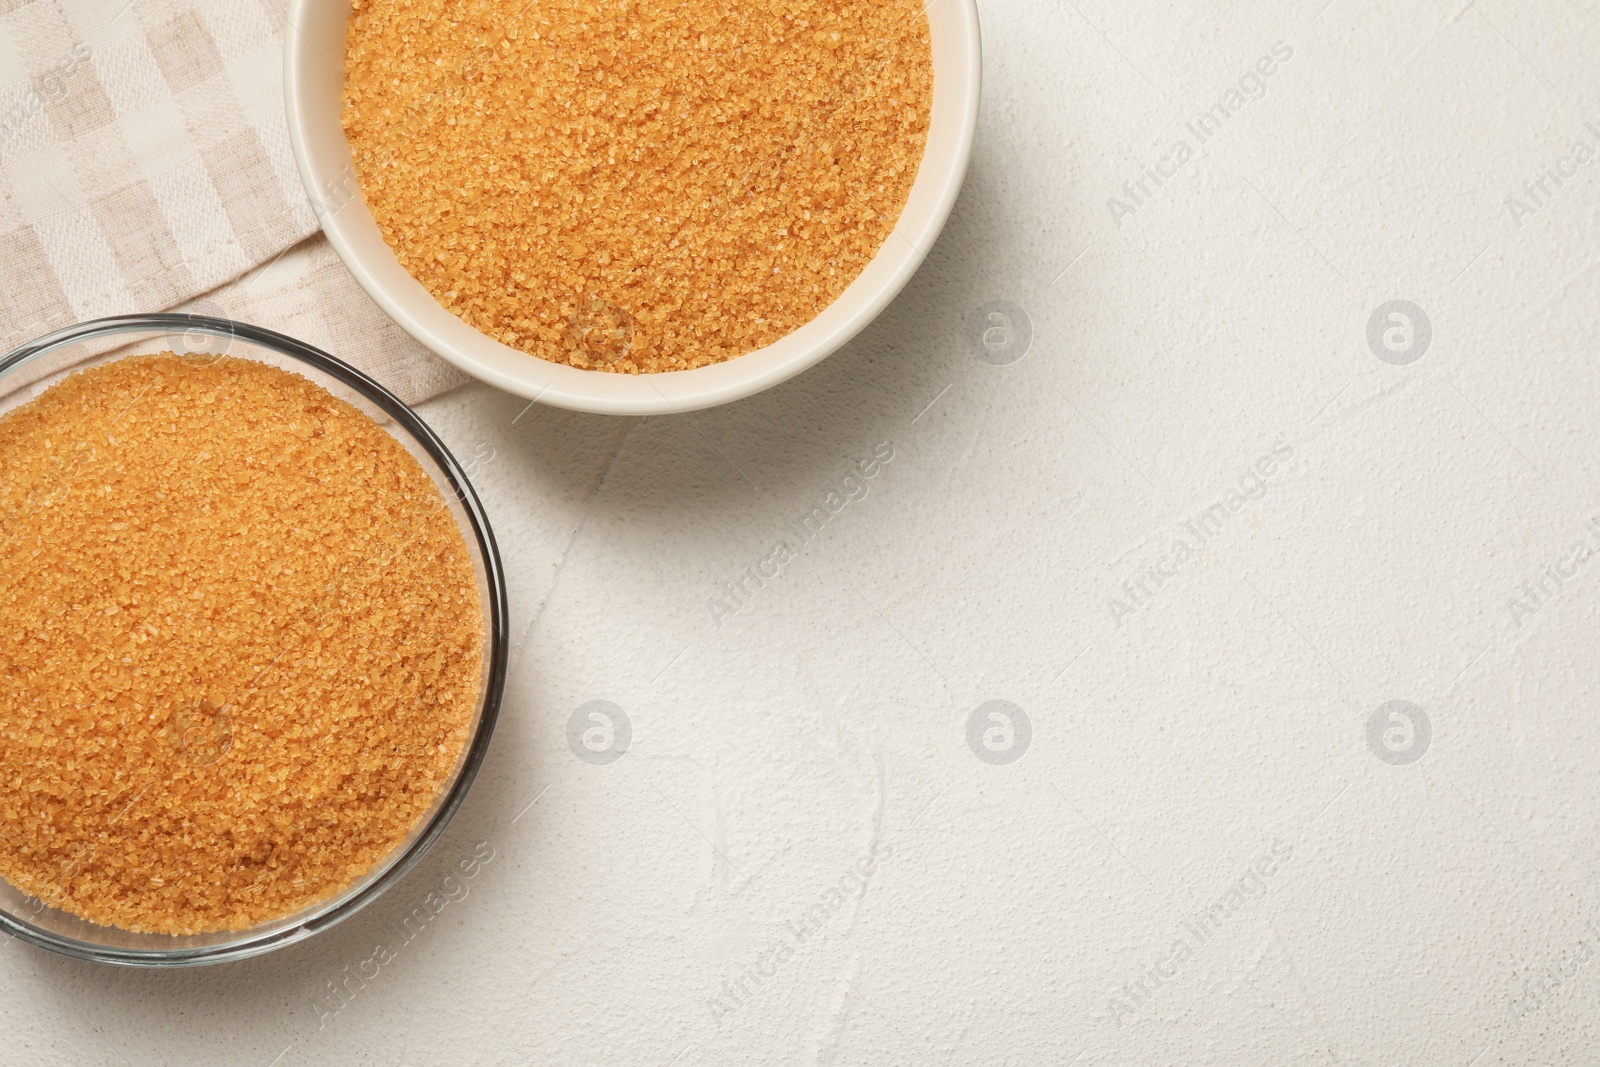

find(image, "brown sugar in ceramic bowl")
[285,0,982,415]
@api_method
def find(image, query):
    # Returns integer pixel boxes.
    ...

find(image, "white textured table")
[7,1,1600,1064]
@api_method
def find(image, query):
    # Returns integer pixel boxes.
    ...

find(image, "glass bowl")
[0,314,508,966]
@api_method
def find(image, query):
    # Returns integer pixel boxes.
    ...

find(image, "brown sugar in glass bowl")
[340,0,936,374]
[0,316,507,966]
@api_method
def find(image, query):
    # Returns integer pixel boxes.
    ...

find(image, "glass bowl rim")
[0,313,509,967]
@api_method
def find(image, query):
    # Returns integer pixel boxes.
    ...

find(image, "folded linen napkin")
[0,0,464,405]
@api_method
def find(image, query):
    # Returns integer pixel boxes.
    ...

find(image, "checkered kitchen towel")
[0,0,466,405]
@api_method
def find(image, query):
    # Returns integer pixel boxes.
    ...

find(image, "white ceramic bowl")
[284,0,980,415]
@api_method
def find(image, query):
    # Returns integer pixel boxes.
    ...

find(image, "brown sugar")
[341,0,934,372]
[0,355,484,935]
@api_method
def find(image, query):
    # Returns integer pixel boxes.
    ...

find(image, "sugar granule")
[341,0,934,373]
[0,355,484,935]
